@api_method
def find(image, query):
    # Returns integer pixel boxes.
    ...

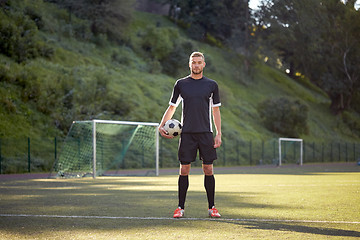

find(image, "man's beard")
[192,69,203,75]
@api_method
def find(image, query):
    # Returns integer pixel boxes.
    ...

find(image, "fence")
[0,137,60,174]
[0,137,359,174]
[160,138,360,168]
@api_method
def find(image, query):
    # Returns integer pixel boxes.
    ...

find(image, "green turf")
[0,163,359,239]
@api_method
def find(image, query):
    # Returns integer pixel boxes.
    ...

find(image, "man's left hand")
[213,134,222,148]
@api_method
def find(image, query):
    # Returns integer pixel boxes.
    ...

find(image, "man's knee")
[202,164,213,176]
[180,164,191,176]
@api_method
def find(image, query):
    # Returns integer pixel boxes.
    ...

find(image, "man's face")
[189,56,205,75]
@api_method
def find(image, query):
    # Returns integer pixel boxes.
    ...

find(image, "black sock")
[178,175,189,209]
[204,175,215,209]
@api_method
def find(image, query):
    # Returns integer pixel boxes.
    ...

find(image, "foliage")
[140,26,177,60]
[0,9,53,63]
[46,0,136,43]
[257,97,309,137]
[165,0,252,48]
[342,111,360,137]
[0,0,359,174]
[139,26,196,76]
[255,0,360,114]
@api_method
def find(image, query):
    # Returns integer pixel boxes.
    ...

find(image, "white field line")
[0,214,359,224]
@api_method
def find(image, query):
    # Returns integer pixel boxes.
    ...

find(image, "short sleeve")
[211,82,221,107]
[169,80,182,107]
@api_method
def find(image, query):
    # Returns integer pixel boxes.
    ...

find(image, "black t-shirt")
[169,76,221,133]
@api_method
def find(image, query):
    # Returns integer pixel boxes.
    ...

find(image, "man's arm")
[212,106,222,148]
[159,105,177,139]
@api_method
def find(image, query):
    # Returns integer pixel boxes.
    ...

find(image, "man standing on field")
[159,51,222,218]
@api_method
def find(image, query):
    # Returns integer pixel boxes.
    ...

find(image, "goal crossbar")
[75,120,159,126]
[278,138,303,166]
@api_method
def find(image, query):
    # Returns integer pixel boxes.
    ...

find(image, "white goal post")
[278,138,303,166]
[91,120,160,178]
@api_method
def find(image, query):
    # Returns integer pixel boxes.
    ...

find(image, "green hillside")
[0,0,359,172]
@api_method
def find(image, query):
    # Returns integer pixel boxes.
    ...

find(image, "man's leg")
[202,164,215,209]
[203,163,220,217]
[174,163,190,218]
[178,163,191,209]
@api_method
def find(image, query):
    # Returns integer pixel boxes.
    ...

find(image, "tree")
[256,0,360,114]
[320,0,360,113]
[164,0,251,47]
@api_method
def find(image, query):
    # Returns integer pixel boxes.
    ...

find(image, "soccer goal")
[278,138,303,166]
[51,120,159,178]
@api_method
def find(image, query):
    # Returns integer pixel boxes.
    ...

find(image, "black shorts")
[178,133,217,165]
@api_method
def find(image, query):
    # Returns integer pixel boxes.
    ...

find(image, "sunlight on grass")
[0,165,360,239]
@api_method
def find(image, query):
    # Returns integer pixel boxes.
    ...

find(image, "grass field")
[0,163,359,239]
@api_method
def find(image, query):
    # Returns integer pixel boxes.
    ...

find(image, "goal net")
[278,138,303,166]
[51,120,159,178]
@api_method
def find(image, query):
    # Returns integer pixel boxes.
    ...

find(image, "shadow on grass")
[0,175,293,218]
[1,216,359,239]
[222,220,360,238]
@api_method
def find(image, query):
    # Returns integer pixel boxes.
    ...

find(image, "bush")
[141,26,178,60]
[205,33,223,48]
[160,40,195,77]
[0,95,17,113]
[72,21,92,41]
[342,111,360,137]
[257,97,309,137]
[111,51,131,65]
[0,11,53,63]
[24,6,45,30]
[47,0,135,43]
[18,71,41,102]
[350,91,360,114]
[139,26,197,77]
[0,63,16,83]
[147,59,162,74]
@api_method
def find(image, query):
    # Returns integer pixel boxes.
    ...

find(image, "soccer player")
[159,51,222,218]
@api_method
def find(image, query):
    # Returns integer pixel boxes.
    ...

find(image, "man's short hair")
[189,52,205,62]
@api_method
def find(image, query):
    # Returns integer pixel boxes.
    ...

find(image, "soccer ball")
[164,119,182,137]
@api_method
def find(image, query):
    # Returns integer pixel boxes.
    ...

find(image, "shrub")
[0,95,17,113]
[24,6,45,30]
[342,111,360,137]
[138,26,197,76]
[141,26,178,61]
[350,91,360,114]
[111,51,131,65]
[148,59,162,74]
[16,70,41,102]
[257,97,309,137]
[160,40,195,77]
[72,21,92,41]
[205,33,223,48]
[0,63,16,83]
[48,0,135,43]
[0,11,53,62]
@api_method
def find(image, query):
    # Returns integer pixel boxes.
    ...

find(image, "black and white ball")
[164,119,182,137]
